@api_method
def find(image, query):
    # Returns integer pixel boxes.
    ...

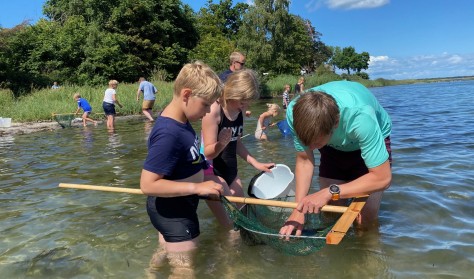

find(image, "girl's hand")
[218,128,232,146]
[252,161,275,172]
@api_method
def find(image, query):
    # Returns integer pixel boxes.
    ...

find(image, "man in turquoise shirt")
[279,80,392,237]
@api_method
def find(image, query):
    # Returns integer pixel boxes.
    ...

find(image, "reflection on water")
[1,81,474,278]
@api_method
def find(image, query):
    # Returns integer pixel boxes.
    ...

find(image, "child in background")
[73,93,97,127]
[140,61,224,277]
[102,80,123,131]
[255,103,281,140]
[294,76,305,96]
[201,69,274,228]
[282,84,290,110]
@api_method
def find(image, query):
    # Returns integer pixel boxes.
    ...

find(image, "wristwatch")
[329,184,340,201]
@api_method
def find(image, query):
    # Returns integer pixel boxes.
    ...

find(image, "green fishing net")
[220,196,336,256]
[52,113,76,128]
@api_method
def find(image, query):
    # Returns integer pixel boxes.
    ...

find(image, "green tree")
[42,0,199,81]
[331,46,369,75]
[190,0,248,72]
[0,23,42,96]
[236,0,329,75]
[196,0,248,41]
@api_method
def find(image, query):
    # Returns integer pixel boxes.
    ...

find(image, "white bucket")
[249,164,295,199]
[1,118,11,128]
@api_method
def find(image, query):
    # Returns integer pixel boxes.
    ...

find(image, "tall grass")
[1,81,174,122]
[2,73,448,123]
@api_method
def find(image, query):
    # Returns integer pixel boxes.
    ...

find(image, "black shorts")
[318,136,392,181]
[146,196,200,242]
[102,102,116,116]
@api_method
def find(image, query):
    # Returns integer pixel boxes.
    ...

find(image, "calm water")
[1,80,473,278]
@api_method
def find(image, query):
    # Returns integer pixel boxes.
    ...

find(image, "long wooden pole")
[58,183,347,213]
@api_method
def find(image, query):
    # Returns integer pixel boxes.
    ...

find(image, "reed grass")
[1,81,174,122]
[0,74,437,123]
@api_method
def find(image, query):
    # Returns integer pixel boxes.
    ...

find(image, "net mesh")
[52,113,76,128]
[221,196,336,256]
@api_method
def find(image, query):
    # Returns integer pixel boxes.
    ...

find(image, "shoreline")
[0,115,144,137]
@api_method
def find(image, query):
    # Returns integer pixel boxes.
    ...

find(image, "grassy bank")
[0,81,174,122]
[2,74,471,123]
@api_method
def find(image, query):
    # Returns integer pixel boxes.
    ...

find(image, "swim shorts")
[146,196,200,242]
[319,136,392,181]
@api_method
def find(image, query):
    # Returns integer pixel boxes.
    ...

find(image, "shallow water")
[1,80,473,278]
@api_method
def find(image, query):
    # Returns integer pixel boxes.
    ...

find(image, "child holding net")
[73,93,97,127]
[140,61,224,277]
[254,103,281,140]
[201,69,275,229]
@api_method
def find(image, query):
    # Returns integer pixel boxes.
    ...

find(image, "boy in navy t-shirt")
[140,61,224,275]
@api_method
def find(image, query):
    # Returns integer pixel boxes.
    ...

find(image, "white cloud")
[447,55,462,64]
[369,55,390,65]
[307,0,390,10]
[366,52,474,80]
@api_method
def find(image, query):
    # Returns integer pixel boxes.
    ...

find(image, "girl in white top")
[102,80,123,130]
[255,103,280,140]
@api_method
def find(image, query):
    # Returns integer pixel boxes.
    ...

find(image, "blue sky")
[1,0,474,80]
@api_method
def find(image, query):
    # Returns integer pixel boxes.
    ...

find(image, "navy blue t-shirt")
[144,116,205,179]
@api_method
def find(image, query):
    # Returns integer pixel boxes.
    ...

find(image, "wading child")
[255,103,281,140]
[73,93,97,127]
[201,69,275,228]
[282,84,290,109]
[102,80,123,131]
[140,61,224,277]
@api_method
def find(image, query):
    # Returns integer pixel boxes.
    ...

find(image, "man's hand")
[279,210,305,240]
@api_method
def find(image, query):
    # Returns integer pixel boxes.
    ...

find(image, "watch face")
[329,184,339,193]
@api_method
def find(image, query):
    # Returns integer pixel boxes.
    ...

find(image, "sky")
[1,0,474,80]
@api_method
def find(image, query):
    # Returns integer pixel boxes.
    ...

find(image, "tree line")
[0,0,370,97]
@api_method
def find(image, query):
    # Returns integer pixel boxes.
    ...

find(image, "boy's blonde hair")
[108,80,119,85]
[221,69,260,108]
[174,61,222,103]
[73,93,81,99]
[266,103,280,112]
[293,91,339,146]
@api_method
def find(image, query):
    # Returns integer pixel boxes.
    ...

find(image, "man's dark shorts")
[318,136,392,181]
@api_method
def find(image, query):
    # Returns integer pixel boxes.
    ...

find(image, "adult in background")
[219,51,251,117]
[136,77,158,121]
[279,80,392,238]
[51,81,60,89]
[102,80,123,131]
[219,51,246,82]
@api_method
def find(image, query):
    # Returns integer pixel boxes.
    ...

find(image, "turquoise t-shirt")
[286,81,392,168]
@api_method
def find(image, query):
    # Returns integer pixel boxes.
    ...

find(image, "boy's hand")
[195,181,224,197]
